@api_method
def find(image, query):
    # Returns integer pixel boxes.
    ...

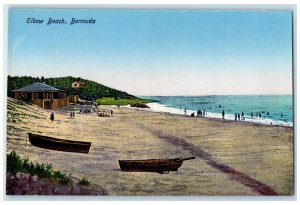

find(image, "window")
[53,92,59,99]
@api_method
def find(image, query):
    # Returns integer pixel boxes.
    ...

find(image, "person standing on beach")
[222,110,225,119]
[238,113,240,120]
[73,111,75,118]
[50,112,54,121]
[199,110,202,117]
[235,113,237,121]
[184,108,187,115]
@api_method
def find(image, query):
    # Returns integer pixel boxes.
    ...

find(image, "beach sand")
[6,98,294,195]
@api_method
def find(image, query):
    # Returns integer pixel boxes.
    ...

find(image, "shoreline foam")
[125,102,293,127]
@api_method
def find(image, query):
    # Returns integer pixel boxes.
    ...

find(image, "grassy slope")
[96,97,157,106]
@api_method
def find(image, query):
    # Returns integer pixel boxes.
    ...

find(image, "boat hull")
[28,133,91,153]
[119,158,184,173]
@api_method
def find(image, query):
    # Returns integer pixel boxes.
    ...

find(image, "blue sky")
[8,9,293,95]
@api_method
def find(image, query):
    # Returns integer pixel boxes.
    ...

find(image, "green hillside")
[7,76,136,101]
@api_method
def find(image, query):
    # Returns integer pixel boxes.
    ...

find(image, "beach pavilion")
[12,82,68,109]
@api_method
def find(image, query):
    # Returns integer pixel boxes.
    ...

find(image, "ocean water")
[140,95,293,127]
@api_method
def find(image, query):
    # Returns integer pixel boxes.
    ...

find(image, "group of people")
[234,112,245,121]
[97,110,113,117]
[50,108,114,121]
[79,108,94,113]
[250,112,264,118]
[197,109,207,117]
[221,110,247,121]
[180,103,286,121]
[79,105,98,114]
[189,109,208,117]
[70,111,75,118]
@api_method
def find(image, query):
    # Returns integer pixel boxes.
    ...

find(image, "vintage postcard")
[5,7,294,197]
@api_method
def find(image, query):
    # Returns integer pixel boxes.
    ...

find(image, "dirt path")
[137,123,278,195]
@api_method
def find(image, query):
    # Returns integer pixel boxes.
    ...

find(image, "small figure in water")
[241,112,244,120]
[267,112,269,115]
[50,112,54,121]
[251,113,253,118]
[235,113,237,121]
[180,106,182,110]
[184,108,187,115]
[222,110,225,119]
[281,113,283,118]
[258,112,261,117]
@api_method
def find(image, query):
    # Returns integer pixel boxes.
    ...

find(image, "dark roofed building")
[12,82,68,109]
[12,82,60,92]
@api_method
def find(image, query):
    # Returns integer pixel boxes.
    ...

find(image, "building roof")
[12,82,61,92]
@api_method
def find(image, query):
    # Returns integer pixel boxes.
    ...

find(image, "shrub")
[78,177,90,186]
[6,150,74,185]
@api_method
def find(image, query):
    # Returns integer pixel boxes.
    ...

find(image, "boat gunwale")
[28,133,91,145]
[118,158,184,165]
[119,157,195,164]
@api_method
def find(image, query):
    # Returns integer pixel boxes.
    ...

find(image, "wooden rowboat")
[119,157,195,174]
[28,133,91,153]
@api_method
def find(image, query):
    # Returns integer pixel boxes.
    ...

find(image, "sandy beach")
[6,97,294,196]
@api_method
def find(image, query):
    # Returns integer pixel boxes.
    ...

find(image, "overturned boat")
[118,156,195,174]
[28,133,91,153]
